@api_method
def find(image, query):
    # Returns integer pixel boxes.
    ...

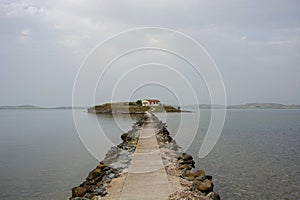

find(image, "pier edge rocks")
[70,113,220,200]
[153,114,220,200]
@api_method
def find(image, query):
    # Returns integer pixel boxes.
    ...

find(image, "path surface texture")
[119,113,171,200]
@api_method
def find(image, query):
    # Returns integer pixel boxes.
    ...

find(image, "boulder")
[178,159,195,166]
[181,153,193,161]
[179,164,191,170]
[194,170,205,177]
[96,163,106,169]
[87,168,105,181]
[194,179,213,193]
[206,192,220,200]
[182,171,195,181]
[109,161,129,171]
[194,170,206,181]
[72,186,88,197]
[91,196,102,200]
[83,193,95,199]
[72,197,90,200]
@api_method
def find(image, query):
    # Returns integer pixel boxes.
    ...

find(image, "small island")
[87,99,186,114]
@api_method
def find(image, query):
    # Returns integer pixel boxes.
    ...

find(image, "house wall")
[142,101,150,106]
[150,102,160,106]
[142,100,160,106]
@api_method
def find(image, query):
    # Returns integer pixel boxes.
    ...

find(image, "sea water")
[0,109,299,199]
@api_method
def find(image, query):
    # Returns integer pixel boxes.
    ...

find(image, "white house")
[142,99,161,106]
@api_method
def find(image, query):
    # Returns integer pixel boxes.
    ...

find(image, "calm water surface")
[157,109,300,200]
[0,109,299,199]
[0,109,136,200]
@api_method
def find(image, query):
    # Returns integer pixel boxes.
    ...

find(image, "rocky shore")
[70,113,219,200]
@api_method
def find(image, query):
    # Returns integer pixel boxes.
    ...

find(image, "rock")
[96,163,106,169]
[169,188,206,200]
[121,133,128,141]
[178,159,195,167]
[104,177,111,183]
[109,161,129,171]
[165,164,181,176]
[87,168,105,181]
[118,150,130,158]
[179,164,193,171]
[73,197,90,200]
[179,164,190,170]
[180,178,192,187]
[194,170,206,181]
[193,179,203,185]
[194,170,205,177]
[194,179,213,193]
[82,179,96,186]
[165,135,172,142]
[72,186,88,197]
[83,193,95,199]
[195,176,206,181]
[182,171,195,181]
[108,173,115,179]
[91,185,106,194]
[181,153,193,161]
[102,147,120,164]
[91,196,102,200]
[206,192,220,200]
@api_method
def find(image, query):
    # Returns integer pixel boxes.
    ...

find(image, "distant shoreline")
[0,105,87,110]
[1,102,300,110]
[184,103,300,109]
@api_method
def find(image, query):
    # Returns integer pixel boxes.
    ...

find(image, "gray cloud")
[0,0,299,106]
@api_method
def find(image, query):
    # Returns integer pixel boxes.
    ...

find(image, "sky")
[0,0,299,106]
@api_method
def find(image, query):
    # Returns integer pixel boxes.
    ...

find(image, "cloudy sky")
[0,0,299,106]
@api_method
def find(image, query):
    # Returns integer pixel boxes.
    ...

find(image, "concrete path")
[119,116,171,200]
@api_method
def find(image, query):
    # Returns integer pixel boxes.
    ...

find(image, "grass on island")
[151,105,181,112]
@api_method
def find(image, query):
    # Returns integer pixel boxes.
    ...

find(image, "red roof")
[145,99,160,103]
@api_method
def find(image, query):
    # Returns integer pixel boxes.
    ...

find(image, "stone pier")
[119,114,171,199]
[71,112,220,200]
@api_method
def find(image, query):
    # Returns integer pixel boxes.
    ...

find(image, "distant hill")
[53,106,87,109]
[0,105,41,109]
[0,105,86,110]
[227,103,300,109]
[183,104,226,109]
[182,103,300,109]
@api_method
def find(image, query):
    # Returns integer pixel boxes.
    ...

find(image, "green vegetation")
[151,105,188,112]
[136,99,142,106]
[129,105,150,113]
[162,106,181,112]
[88,102,150,114]
[128,102,136,106]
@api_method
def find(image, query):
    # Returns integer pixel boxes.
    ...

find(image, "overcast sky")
[0,0,299,106]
